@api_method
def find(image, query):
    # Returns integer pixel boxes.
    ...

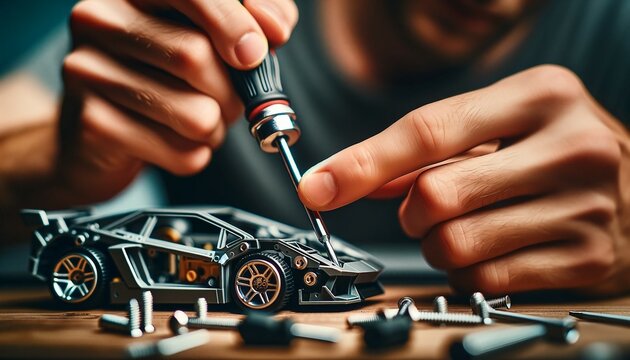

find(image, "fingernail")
[300,171,337,207]
[235,32,267,67]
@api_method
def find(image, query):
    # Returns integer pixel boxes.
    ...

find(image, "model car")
[22,206,384,311]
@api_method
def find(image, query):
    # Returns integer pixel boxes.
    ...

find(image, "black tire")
[232,252,294,312]
[48,247,109,308]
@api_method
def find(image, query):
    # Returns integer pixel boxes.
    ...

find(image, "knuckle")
[562,126,621,169]
[184,97,221,140]
[433,221,470,268]
[171,31,214,80]
[526,65,585,104]
[414,170,456,216]
[346,145,378,181]
[470,262,510,295]
[573,237,615,283]
[574,192,617,225]
[172,147,212,176]
[407,106,444,153]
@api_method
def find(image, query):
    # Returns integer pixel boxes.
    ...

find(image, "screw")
[141,291,155,334]
[450,323,579,360]
[397,297,416,318]
[470,292,579,342]
[433,296,448,314]
[99,314,133,335]
[195,298,208,319]
[128,298,143,338]
[169,310,340,344]
[346,312,387,328]
[486,295,512,310]
[126,329,211,358]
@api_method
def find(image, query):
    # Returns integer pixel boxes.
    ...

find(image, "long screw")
[126,330,211,359]
[397,297,416,317]
[450,323,579,360]
[195,298,208,319]
[470,292,579,342]
[169,310,340,344]
[128,298,143,338]
[141,291,155,334]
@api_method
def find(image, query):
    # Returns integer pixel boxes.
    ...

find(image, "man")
[2,0,629,295]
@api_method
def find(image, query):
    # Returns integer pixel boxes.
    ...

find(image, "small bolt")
[128,298,143,338]
[126,329,211,359]
[486,295,512,310]
[294,256,308,270]
[195,298,208,319]
[142,291,155,334]
[346,313,387,328]
[99,314,131,334]
[303,272,317,286]
[433,296,448,314]
[397,297,416,318]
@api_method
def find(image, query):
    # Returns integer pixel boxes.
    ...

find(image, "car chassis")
[23,206,384,311]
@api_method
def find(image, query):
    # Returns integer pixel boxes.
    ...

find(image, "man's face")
[400,0,541,62]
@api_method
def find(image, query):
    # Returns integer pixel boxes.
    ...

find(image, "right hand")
[59,0,298,203]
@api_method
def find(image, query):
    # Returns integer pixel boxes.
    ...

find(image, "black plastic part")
[48,247,109,309]
[232,252,295,312]
[363,317,412,350]
[228,52,288,118]
[238,312,294,346]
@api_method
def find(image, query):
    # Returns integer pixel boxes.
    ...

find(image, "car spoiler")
[20,208,92,227]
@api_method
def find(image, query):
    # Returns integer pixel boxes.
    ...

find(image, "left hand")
[298,65,630,296]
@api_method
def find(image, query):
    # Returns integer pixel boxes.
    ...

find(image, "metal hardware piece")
[569,310,630,327]
[126,330,211,359]
[169,310,340,343]
[195,298,208,319]
[293,256,308,270]
[397,297,416,318]
[275,136,340,266]
[239,242,249,252]
[471,292,579,342]
[433,296,448,314]
[141,291,155,334]
[128,298,143,337]
[486,295,512,310]
[450,323,579,360]
[99,314,132,335]
[303,272,317,286]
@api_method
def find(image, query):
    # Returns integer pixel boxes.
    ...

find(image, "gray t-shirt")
[160,0,630,246]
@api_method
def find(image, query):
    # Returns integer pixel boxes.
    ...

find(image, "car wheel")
[232,252,294,312]
[48,247,108,308]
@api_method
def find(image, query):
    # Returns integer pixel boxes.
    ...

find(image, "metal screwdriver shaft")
[275,136,339,266]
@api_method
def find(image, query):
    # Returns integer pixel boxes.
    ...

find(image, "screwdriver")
[228,51,340,266]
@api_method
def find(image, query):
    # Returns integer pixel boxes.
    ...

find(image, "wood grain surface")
[0,285,629,359]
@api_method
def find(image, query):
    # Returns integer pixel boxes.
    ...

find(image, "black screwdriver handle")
[228,51,289,119]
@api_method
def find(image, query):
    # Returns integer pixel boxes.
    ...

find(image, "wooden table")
[0,285,629,359]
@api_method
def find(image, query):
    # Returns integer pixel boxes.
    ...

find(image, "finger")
[135,0,275,69]
[70,0,243,123]
[299,66,583,211]
[64,46,226,146]
[421,189,616,271]
[81,94,212,176]
[368,141,500,199]
[399,122,620,238]
[244,0,299,44]
[447,235,615,294]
